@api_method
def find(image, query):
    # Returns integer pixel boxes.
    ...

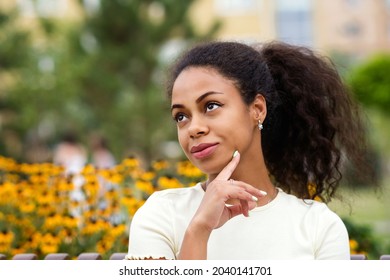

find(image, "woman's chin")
[194,162,225,177]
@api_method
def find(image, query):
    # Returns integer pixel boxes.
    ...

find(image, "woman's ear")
[250,94,267,122]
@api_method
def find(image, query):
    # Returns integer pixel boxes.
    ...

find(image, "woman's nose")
[188,116,208,138]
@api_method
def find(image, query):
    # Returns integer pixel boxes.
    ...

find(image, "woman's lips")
[191,143,219,159]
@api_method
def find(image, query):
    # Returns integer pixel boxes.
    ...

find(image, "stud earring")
[258,120,263,130]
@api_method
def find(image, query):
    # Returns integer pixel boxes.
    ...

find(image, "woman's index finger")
[215,151,240,181]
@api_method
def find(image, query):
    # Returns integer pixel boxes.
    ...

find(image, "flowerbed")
[0,155,205,259]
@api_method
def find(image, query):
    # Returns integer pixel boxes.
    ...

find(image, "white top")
[127,183,350,260]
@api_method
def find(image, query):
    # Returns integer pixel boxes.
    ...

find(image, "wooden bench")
[44,253,70,260]
[2,252,388,260]
[350,254,367,260]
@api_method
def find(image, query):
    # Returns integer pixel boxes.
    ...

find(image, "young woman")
[127,41,370,260]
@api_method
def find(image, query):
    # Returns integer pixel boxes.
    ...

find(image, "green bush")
[343,218,383,259]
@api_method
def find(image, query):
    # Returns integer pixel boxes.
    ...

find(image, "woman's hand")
[191,151,267,231]
[179,151,266,259]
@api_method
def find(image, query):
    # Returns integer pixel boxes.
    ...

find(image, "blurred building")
[4,0,83,18]
[191,0,390,59]
[4,0,390,59]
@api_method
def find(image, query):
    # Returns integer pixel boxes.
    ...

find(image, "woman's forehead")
[172,68,234,99]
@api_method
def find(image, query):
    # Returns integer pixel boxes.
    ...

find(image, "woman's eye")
[206,102,221,112]
[174,113,187,123]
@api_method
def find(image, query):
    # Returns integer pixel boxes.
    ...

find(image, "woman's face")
[171,67,263,176]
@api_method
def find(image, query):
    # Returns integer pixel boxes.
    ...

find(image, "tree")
[347,54,390,185]
[71,0,220,162]
[0,7,33,159]
[1,7,86,161]
[0,0,220,163]
[348,54,390,114]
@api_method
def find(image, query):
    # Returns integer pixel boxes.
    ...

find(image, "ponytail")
[259,42,368,201]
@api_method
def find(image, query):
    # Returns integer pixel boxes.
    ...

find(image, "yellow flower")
[29,174,48,185]
[104,189,119,200]
[113,164,125,173]
[121,197,144,216]
[44,214,65,230]
[121,157,140,169]
[51,165,65,175]
[120,197,138,209]
[19,163,35,174]
[176,161,204,178]
[37,203,56,216]
[19,202,36,213]
[41,244,58,255]
[98,169,111,179]
[140,170,156,181]
[83,180,100,198]
[30,232,43,249]
[64,216,79,229]
[349,239,359,250]
[109,224,126,237]
[308,183,317,197]
[0,231,14,252]
[0,182,18,205]
[58,228,76,244]
[0,231,14,243]
[36,190,56,204]
[109,173,124,184]
[152,160,170,171]
[56,178,74,192]
[97,236,115,254]
[0,156,18,172]
[128,169,143,180]
[40,233,61,255]
[81,164,96,176]
[158,176,183,189]
[135,180,155,194]
[97,169,123,183]
[81,219,110,235]
[18,183,34,200]
[41,162,61,176]
[121,188,133,197]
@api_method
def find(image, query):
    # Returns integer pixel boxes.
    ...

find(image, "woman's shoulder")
[279,189,340,218]
[277,190,346,236]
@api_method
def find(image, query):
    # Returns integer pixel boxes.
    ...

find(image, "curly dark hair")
[166,41,371,202]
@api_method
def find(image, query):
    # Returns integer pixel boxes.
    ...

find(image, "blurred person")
[89,134,117,202]
[53,131,87,209]
[53,131,87,174]
[90,134,116,169]
[127,41,372,260]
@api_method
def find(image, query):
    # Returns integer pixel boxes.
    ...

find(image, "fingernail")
[259,190,267,196]
[251,196,258,202]
[232,150,239,158]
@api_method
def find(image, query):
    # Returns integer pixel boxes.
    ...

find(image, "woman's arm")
[179,219,211,259]
[127,194,176,260]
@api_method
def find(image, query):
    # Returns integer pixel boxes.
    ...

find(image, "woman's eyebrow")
[171,91,223,112]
